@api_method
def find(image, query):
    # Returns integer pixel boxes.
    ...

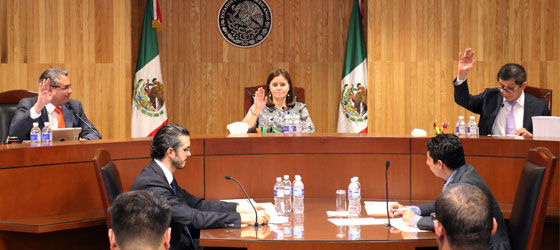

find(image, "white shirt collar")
[45,103,57,113]
[502,90,525,107]
[154,159,174,186]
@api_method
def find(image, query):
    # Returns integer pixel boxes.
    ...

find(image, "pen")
[392,208,410,212]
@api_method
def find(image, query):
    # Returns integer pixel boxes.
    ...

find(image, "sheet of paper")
[364,201,398,217]
[328,217,384,226]
[389,218,430,233]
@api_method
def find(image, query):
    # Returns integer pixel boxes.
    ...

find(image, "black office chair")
[93,148,124,229]
[507,147,558,250]
[0,90,38,143]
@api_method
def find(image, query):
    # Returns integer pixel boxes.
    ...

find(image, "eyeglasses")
[496,84,518,93]
[51,84,72,90]
[175,146,190,153]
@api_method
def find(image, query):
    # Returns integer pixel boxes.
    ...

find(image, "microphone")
[281,106,286,111]
[385,160,392,228]
[67,106,101,139]
[225,175,260,228]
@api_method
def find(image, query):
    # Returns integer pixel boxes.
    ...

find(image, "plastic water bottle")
[30,122,41,145]
[468,116,479,137]
[348,177,361,217]
[283,175,293,213]
[274,177,285,216]
[41,122,52,144]
[293,175,304,213]
[456,116,466,136]
[283,114,292,135]
[293,213,304,239]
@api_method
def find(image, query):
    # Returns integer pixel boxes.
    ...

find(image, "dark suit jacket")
[8,97,101,142]
[453,79,550,135]
[416,164,511,250]
[129,160,241,250]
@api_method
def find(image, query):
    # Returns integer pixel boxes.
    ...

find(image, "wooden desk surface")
[200,198,437,250]
[0,134,558,249]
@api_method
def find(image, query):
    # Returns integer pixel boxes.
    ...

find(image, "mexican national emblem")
[133,78,165,117]
[218,0,272,48]
[340,83,368,122]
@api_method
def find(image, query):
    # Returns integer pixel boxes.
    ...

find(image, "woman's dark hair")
[265,69,296,107]
[150,124,190,160]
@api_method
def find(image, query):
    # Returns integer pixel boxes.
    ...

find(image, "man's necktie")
[54,107,65,128]
[170,178,195,247]
[506,101,516,135]
[171,178,177,193]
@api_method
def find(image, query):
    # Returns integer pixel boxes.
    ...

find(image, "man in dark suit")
[389,134,511,250]
[434,183,497,250]
[8,68,101,142]
[108,190,172,250]
[130,124,269,250]
[453,48,549,137]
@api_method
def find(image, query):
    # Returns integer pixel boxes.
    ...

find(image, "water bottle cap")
[33,122,38,126]
[276,177,282,181]
[354,176,359,181]
[284,175,289,179]
[458,116,464,119]
[295,175,301,180]
[470,116,475,119]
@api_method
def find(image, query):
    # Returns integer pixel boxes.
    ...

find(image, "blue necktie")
[170,179,195,247]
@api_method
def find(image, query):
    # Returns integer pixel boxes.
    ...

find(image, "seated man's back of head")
[108,190,171,250]
[434,183,497,250]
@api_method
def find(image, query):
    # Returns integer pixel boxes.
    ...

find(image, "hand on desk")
[388,203,416,224]
[514,128,532,137]
[240,209,270,226]
[388,203,406,217]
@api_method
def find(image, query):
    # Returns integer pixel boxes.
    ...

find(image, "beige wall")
[1,0,558,139]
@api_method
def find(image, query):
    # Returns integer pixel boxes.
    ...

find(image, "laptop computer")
[52,128,82,142]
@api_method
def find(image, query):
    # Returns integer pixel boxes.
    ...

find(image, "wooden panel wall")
[0,0,132,139]
[132,0,353,135]
[367,0,560,136]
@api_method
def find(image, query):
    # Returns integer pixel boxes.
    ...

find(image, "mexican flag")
[131,0,168,137]
[337,0,368,133]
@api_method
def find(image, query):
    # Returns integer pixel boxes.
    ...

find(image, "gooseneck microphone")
[67,106,101,139]
[225,175,260,228]
[385,160,392,228]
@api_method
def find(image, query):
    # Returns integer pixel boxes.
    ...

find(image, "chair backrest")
[244,85,305,115]
[508,147,558,250]
[525,86,552,114]
[93,148,124,229]
[0,90,38,143]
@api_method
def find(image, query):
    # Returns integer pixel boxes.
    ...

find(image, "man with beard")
[130,124,269,250]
